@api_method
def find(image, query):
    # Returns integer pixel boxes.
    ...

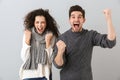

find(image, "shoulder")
[87,29,99,35]
[56,29,70,43]
[59,29,70,38]
[61,29,71,37]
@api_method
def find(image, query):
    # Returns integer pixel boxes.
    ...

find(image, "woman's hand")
[45,32,53,48]
[25,29,31,45]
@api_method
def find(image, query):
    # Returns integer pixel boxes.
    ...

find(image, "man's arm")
[54,40,66,67]
[104,9,116,40]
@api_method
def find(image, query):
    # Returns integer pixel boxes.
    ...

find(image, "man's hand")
[103,9,116,40]
[103,9,111,20]
[54,40,66,66]
[56,40,66,54]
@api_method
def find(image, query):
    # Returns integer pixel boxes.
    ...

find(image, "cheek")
[81,19,85,23]
[43,27,46,30]
[34,23,38,28]
[42,24,46,29]
[69,20,73,24]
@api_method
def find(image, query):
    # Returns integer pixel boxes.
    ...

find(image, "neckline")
[69,28,85,35]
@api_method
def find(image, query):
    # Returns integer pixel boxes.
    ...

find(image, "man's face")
[69,11,85,32]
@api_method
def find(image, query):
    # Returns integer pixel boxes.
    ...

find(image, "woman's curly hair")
[24,8,59,37]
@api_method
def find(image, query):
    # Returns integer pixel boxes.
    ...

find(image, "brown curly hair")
[24,8,59,37]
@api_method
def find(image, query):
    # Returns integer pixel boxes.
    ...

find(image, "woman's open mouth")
[37,27,43,34]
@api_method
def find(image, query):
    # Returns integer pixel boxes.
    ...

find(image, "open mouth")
[38,28,42,31]
[73,24,79,28]
[37,27,43,33]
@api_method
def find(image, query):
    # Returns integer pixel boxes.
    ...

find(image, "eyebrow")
[71,14,83,17]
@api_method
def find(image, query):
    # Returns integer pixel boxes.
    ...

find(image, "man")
[53,5,116,80]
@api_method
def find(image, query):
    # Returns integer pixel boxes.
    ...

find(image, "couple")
[19,5,116,80]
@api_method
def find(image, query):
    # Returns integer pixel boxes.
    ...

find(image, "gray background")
[0,0,120,80]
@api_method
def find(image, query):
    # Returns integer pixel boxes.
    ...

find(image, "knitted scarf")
[23,27,48,70]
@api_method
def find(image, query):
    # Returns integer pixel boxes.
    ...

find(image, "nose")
[38,23,42,27]
[75,17,79,22]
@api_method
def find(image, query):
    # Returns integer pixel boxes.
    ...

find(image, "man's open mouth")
[73,24,79,28]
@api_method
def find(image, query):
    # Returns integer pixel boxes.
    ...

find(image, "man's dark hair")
[69,5,85,18]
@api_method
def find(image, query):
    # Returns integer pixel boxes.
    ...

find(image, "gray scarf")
[23,27,48,70]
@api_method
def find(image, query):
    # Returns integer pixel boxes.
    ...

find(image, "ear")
[69,18,71,23]
[83,18,86,23]
[69,17,70,21]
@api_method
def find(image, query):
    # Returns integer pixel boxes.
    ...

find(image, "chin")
[75,30,79,32]
[36,31,42,34]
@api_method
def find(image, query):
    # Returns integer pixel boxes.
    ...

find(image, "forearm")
[46,43,51,49]
[54,40,66,68]
[21,45,30,61]
[54,52,64,67]
[45,46,53,64]
[21,35,31,61]
[107,17,116,40]
[104,9,116,40]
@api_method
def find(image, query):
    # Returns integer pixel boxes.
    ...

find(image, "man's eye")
[72,17,75,18]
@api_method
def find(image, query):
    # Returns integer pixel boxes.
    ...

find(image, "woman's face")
[34,16,46,34]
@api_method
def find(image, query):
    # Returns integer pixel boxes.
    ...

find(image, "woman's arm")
[21,30,31,62]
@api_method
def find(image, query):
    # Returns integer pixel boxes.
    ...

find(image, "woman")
[19,8,59,80]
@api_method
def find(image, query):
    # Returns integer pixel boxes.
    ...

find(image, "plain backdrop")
[0,0,120,80]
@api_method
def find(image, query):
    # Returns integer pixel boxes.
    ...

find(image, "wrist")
[25,40,30,45]
[57,50,64,56]
[46,44,50,48]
